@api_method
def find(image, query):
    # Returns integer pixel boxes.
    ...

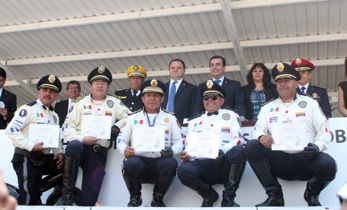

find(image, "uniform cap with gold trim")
[140,79,166,94]
[127,65,147,78]
[37,74,62,93]
[88,66,112,84]
[291,58,315,72]
[271,63,301,81]
[201,80,225,97]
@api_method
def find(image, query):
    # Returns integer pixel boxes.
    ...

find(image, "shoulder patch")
[162,109,175,115]
[26,101,37,106]
[72,95,86,103]
[129,109,142,115]
[262,98,276,107]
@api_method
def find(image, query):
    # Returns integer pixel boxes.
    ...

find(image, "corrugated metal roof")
[0,0,345,111]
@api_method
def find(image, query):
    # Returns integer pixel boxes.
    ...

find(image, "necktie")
[215,79,221,86]
[207,111,219,116]
[301,87,306,94]
[168,81,177,112]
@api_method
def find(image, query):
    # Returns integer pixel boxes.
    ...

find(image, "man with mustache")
[245,63,336,207]
[6,75,64,205]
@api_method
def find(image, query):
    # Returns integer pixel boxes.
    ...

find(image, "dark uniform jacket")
[0,88,16,129]
[54,99,69,127]
[242,83,278,121]
[193,77,245,117]
[297,84,331,118]
[115,89,143,112]
[161,79,197,124]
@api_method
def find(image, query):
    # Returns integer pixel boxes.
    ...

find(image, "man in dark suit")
[162,59,197,124]
[115,65,147,112]
[291,58,332,118]
[0,67,16,129]
[54,80,81,127]
[193,55,245,118]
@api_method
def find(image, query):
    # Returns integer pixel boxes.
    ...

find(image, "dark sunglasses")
[203,95,218,101]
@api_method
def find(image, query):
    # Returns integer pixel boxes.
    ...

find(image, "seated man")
[245,63,336,207]
[117,79,184,207]
[177,80,246,207]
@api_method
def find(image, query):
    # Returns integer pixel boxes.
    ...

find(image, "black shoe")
[201,189,219,207]
[54,193,74,206]
[256,195,284,207]
[304,189,321,206]
[151,192,166,207]
[127,195,142,207]
[221,196,240,207]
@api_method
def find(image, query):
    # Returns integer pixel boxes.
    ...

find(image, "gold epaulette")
[72,95,86,103]
[261,98,276,107]
[162,109,175,115]
[129,109,142,115]
[108,93,122,100]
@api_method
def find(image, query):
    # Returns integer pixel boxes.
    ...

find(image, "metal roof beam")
[0,4,221,34]
[229,0,327,9]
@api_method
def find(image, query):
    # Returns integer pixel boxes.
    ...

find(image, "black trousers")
[65,140,107,206]
[12,153,62,205]
[122,156,178,183]
[177,145,246,188]
[245,140,336,181]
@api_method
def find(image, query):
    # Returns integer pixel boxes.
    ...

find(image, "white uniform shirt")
[117,109,184,158]
[186,108,244,159]
[6,99,63,155]
[251,94,331,152]
[63,94,130,148]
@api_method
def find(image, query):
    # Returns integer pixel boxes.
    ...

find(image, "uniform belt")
[91,144,108,155]
[14,147,48,160]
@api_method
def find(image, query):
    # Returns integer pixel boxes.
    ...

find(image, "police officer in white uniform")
[245,63,336,207]
[117,79,184,207]
[6,75,64,205]
[177,80,246,207]
[55,66,130,206]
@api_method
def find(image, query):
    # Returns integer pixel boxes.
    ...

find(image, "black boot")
[201,187,219,207]
[151,176,174,207]
[54,157,79,206]
[123,175,142,207]
[304,177,330,206]
[249,160,284,207]
[221,163,246,207]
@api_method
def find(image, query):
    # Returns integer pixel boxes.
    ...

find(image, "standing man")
[177,80,246,207]
[245,63,336,207]
[115,64,147,112]
[0,67,17,129]
[162,59,197,124]
[54,80,81,127]
[6,75,64,205]
[117,79,184,207]
[291,58,332,118]
[193,55,245,118]
[55,66,130,206]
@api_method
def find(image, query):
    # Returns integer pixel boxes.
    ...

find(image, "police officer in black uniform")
[291,58,332,118]
[115,64,147,112]
[6,75,64,205]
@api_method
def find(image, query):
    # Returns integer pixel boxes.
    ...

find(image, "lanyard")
[146,113,157,127]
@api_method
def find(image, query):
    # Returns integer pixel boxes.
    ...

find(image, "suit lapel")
[175,80,186,96]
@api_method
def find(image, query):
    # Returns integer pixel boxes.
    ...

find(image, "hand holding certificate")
[185,132,220,159]
[28,124,60,148]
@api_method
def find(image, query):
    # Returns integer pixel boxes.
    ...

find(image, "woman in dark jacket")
[242,63,278,121]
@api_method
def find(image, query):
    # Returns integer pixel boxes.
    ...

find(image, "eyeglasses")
[67,87,79,91]
[92,81,108,86]
[203,95,218,101]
